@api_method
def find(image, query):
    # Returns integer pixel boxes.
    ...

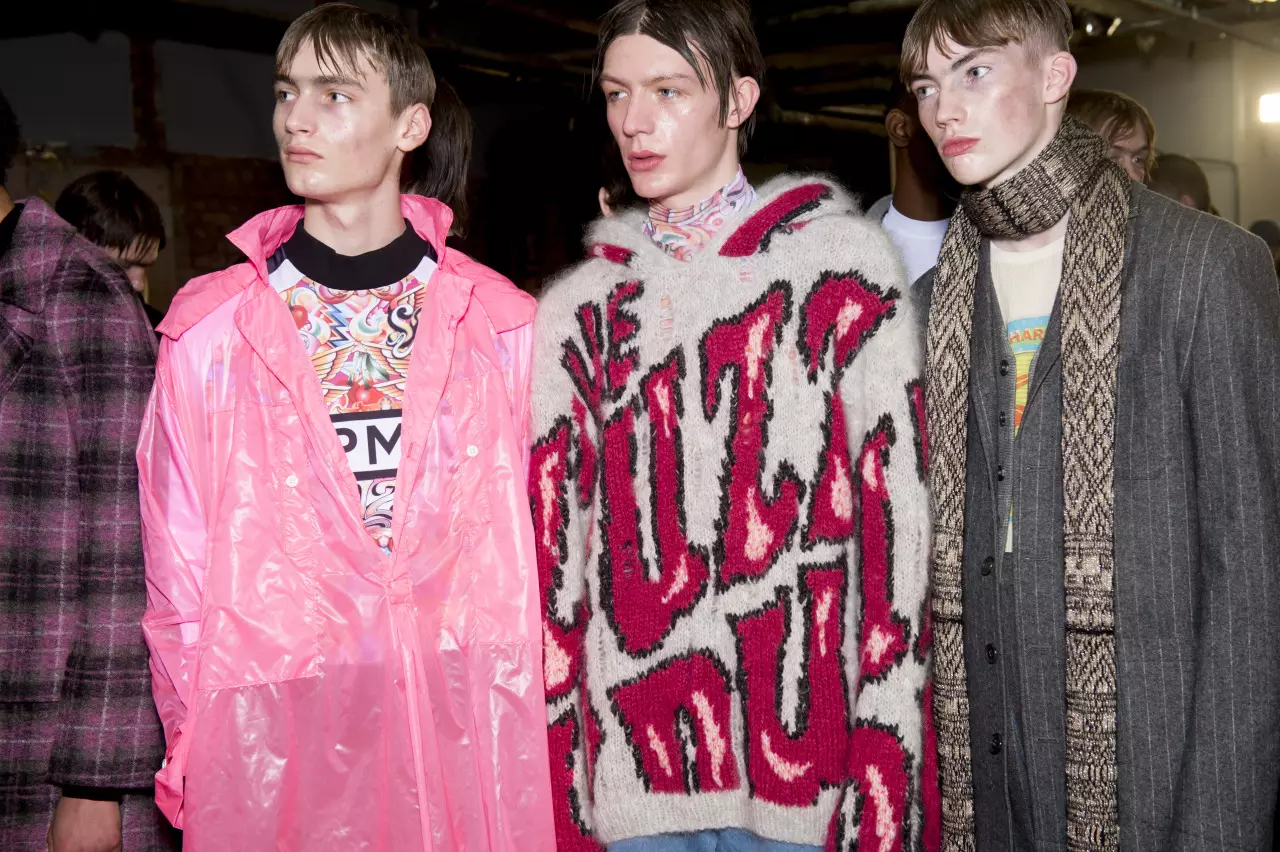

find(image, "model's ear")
[1044,51,1077,106]
[398,102,432,154]
[726,75,761,131]
[885,107,914,149]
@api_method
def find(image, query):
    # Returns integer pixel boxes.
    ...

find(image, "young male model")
[866,77,958,286]
[1065,89,1156,184]
[56,169,168,328]
[0,90,172,852]
[138,5,554,849]
[904,0,1280,849]
[531,1,934,849]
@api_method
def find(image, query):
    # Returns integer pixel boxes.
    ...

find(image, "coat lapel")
[0,314,32,403]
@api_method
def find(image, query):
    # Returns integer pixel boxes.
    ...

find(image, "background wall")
[1075,38,1280,227]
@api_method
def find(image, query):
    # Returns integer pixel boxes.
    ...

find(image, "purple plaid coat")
[0,199,175,850]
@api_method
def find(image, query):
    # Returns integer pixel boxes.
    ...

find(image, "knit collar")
[643,167,757,262]
[960,116,1110,240]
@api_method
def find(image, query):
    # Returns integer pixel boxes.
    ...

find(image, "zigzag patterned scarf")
[926,117,1131,852]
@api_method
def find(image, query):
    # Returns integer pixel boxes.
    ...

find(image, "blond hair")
[900,0,1073,80]
[276,3,435,117]
[1067,89,1157,177]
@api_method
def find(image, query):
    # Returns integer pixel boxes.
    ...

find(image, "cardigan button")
[982,557,994,576]
[990,733,1003,755]
[1000,360,1010,377]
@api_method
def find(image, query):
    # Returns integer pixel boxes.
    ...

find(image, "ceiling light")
[1263,93,1280,124]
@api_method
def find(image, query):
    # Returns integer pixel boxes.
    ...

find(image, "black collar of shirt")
[0,203,25,258]
[282,218,437,291]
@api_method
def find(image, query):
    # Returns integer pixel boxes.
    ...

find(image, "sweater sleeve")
[528,286,606,852]
[825,288,935,852]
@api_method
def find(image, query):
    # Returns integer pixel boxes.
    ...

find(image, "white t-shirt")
[990,234,1064,552]
[877,198,950,286]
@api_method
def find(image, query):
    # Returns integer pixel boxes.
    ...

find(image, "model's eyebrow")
[950,48,994,71]
[273,73,364,89]
[599,72,701,88]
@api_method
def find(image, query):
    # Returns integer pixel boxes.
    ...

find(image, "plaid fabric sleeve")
[44,253,164,790]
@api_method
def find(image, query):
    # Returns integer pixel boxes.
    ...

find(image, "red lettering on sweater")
[564,304,605,413]
[857,419,909,682]
[720,183,832,257]
[908,379,928,480]
[806,394,856,545]
[702,286,804,587]
[532,422,588,700]
[590,243,634,266]
[799,272,897,381]
[824,725,913,852]
[600,354,710,655]
[606,281,642,394]
[921,682,941,852]
[610,653,740,794]
[572,397,596,508]
[734,566,850,805]
[548,709,605,852]
[564,282,644,416]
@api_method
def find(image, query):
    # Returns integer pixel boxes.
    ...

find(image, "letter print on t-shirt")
[269,247,438,552]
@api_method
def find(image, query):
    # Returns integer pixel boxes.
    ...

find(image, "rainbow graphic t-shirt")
[267,223,437,553]
[991,236,1064,553]
[1007,316,1050,433]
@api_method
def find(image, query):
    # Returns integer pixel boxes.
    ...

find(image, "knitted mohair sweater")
[530,174,936,851]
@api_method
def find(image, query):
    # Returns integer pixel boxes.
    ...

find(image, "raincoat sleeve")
[137,340,209,828]
[527,298,606,850]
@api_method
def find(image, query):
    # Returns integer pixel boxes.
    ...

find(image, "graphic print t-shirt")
[267,221,438,553]
[991,235,1064,552]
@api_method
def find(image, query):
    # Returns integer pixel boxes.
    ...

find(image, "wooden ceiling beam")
[766,0,923,28]
[474,0,599,36]
[767,43,901,70]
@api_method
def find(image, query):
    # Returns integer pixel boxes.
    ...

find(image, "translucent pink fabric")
[138,197,554,851]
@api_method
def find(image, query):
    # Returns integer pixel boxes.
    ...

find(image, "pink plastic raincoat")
[138,196,555,851]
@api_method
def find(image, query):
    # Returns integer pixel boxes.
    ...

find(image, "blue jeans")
[608,829,822,852]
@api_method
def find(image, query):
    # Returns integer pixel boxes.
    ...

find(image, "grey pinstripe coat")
[916,184,1280,851]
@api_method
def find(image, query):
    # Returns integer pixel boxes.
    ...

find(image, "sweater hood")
[584,173,861,267]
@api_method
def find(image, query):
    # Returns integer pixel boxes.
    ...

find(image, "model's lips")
[941,137,979,158]
[285,146,322,163]
[628,151,665,173]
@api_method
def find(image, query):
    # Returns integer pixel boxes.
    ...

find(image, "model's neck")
[891,155,954,223]
[302,185,406,256]
[0,187,14,225]
[992,212,1069,253]
[653,152,742,212]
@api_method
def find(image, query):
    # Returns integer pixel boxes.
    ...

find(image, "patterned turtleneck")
[643,166,757,262]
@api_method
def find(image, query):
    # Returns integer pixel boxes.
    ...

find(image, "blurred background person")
[55,170,167,329]
[1067,89,1156,183]
[866,75,958,285]
[1150,152,1213,212]
[1249,219,1280,276]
